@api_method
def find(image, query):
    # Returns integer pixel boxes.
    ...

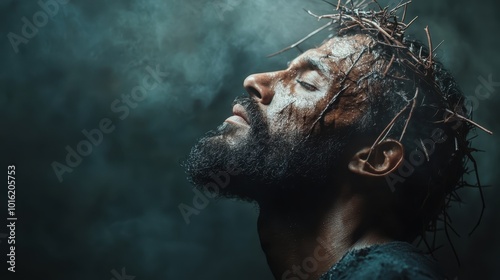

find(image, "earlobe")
[348,140,404,177]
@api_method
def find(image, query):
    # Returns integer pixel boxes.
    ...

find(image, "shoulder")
[320,241,445,280]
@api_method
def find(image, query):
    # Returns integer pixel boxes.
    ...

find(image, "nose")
[243,73,275,105]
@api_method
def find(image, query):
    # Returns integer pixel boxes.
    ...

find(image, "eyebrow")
[287,54,330,76]
[304,57,329,76]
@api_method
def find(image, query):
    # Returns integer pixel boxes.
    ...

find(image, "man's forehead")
[321,35,372,58]
[290,34,374,67]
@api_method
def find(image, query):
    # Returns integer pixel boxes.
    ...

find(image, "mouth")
[225,104,250,127]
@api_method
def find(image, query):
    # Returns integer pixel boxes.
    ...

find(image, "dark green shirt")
[320,241,445,279]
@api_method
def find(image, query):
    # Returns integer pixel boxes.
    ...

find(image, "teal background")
[1,0,499,279]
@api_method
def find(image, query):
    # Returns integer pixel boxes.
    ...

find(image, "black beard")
[184,96,350,203]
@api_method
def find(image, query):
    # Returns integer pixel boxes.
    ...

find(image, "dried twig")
[340,47,367,84]
[267,21,333,57]
[444,109,493,135]
[399,88,419,141]
[433,40,445,53]
[383,54,396,77]
[306,85,349,139]
[367,101,411,159]
[424,26,433,68]
[267,0,491,256]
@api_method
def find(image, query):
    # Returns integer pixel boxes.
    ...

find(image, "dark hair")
[270,0,485,251]
[357,35,472,241]
[315,2,483,249]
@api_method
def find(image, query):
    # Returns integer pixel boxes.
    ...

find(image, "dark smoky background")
[0,0,498,279]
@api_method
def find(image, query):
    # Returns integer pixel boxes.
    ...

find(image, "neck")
[256,185,394,280]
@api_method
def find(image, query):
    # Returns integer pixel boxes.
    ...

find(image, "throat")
[255,188,394,280]
[256,195,342,280]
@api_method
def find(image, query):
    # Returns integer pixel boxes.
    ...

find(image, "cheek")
[325,97,367,131]
[265,83,328,135]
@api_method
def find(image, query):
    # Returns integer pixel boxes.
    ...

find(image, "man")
[185,2,480,279]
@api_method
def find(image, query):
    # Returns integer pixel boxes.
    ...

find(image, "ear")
[348,140,404,177]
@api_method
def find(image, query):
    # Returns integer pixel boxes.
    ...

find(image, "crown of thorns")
[269,0,492,262]
[270,0,491,134]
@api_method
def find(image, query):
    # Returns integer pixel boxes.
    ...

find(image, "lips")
[225,104,250,126]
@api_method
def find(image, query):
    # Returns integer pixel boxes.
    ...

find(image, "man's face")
[185,34,377,201]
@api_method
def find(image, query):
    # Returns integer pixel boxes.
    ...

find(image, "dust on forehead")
[320,34,376,59]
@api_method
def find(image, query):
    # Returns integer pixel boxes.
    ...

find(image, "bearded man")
[185,2,482,279]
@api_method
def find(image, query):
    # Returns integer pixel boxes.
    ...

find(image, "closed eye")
[296,79,318,91]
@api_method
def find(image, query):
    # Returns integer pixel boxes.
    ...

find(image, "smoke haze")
[1,0,499,279]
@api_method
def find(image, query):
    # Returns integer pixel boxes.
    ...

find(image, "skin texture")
[186,33,408,280]
[241,35,376,137]
[239,34,405,279]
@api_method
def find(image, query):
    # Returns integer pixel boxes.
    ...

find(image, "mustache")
[232,95,266,128]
